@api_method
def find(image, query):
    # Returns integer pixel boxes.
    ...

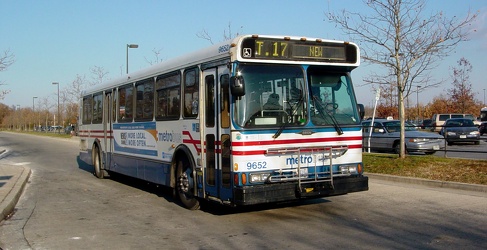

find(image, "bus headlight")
[249,172,271,183]
[340,165,358,174]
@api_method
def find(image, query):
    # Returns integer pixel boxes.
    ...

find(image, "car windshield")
[382,121,416,132]
[447,119,474,127]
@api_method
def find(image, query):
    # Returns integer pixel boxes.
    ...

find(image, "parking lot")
[364,132,487,160]
[433,134,487,160]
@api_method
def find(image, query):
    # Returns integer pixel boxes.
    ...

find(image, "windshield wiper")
[272,96,304,139]
[312,96,344,135]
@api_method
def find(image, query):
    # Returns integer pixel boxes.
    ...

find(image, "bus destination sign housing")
[240,37,357,63]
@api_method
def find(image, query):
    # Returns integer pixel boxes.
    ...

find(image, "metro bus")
[79,34,368,209]
[480,107,487,122]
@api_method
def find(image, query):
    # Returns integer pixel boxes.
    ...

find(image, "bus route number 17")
[255,40,288,58]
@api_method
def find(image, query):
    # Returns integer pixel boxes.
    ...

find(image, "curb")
[0,167,31,221]
[366,173,487,193]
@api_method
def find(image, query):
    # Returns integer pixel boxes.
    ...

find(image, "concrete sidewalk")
[0,148,31,223]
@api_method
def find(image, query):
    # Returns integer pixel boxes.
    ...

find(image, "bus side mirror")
[357,104,365,120]
[230,76,245,96]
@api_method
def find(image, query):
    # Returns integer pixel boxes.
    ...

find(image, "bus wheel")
[93,147,105,179]
[176,159,200,210]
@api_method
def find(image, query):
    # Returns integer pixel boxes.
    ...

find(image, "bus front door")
[202,66,232,203]
[103,91,113,169]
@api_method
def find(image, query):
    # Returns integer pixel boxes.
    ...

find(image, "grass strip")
[364,153,487,185]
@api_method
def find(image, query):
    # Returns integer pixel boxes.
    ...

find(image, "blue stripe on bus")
[237,126,362,135]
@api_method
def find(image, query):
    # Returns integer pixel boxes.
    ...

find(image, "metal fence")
[362,123,486,159]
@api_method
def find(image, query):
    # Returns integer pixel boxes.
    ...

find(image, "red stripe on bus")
[231,136,362,147]
[231,144,362,156]
[182,131,201,153]
[78,130,113,139]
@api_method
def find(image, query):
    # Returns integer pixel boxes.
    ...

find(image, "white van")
[431,113,478,132]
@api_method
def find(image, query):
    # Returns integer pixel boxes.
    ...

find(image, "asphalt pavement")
[0,145,486,224]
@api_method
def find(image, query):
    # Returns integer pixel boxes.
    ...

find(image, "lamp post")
[16,105,20,130]
[52,82,59,128]
[416,85,421,121]
[33,96,37,131]
[126,44,139,74]
[32,96,37,110]
[484,88,485,106]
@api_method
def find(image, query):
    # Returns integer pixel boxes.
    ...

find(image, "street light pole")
[33,96,37,110]
[416,85,421,121]
[484,88,485,106]
[52,82,59,128]
[33,96,37,131]
[126,44,139,74]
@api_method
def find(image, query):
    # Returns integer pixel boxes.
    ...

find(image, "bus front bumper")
[233,175,368,206]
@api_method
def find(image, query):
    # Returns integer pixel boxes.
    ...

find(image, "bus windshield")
[234,64,360,128]
[307,66,360,126]
[234,64,306,127]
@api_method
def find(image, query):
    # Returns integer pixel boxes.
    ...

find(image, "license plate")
[433,145,440,150]
[460,135,467,139]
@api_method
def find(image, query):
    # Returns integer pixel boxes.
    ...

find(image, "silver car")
[363,119,444,154]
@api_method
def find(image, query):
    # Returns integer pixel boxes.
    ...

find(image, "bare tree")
[65,74,87,104]
[0,49,15,100]
[197,22,243,44]
[38,96,54,129]
[327,0,477,158]
[145,48,164,65]
[90,66,109,86]
[0,49,14,72]
[448,57,476,113]
[222,22,242,41]
[196,29,214,44]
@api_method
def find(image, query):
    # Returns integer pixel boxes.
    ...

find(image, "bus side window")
[112,89,117,122]
[92,93,103,124]
[220,74,230,128]
[183,67,199,118]
[135,78,154,121]
[82,96,92,124]
[118,84,134,122]
[156,72,181,120]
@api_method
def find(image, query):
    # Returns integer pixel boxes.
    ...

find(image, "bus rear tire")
[93,147,106,179]
[176,159,200,210]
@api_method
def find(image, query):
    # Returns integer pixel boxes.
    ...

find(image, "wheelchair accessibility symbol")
[243,48,252,58]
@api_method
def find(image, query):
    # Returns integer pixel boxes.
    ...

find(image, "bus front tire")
[176,159,200,210]
[93,147,106,179]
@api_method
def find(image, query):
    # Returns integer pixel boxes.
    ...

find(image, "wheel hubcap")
[179,172,189,193]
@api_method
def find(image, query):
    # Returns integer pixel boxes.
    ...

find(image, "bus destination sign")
[241,38,357,63]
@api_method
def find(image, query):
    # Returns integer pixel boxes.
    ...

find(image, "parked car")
[431,113,475,132]
[440,118,480,145]
[65,125,76,135]
[420,119,432,130]
[362,119,444,154]
[479,122,487,136]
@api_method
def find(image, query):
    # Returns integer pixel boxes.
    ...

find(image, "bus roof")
[82,34,359,96]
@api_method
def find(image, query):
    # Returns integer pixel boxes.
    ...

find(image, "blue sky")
[1,0,486,109]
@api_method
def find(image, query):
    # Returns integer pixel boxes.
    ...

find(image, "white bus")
[79,34,368,209]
